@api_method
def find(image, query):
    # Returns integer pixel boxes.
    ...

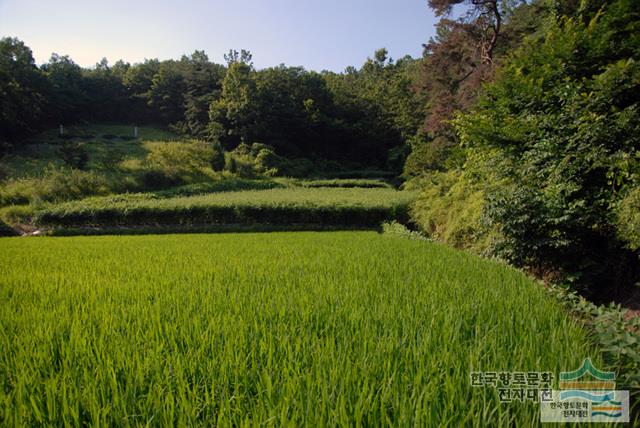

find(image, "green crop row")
[34,188,416,229]
[0,232,597,426]
[298,178,392,189]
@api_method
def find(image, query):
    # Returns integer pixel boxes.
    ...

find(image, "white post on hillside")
[134,126,138,138]
[59,124,64,136]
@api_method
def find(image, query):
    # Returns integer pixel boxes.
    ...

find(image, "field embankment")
[31,188,415,232]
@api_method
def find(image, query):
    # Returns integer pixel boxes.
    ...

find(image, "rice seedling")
[0,232,596,426]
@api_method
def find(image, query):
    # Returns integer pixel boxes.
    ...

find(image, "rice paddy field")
[34,188,416,230]
[0,231,597,426]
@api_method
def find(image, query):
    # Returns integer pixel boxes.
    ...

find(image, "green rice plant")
[34,188,417,229]
[299,179,392,189]
[0,232,598,426]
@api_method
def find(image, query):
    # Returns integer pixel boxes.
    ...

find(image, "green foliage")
[299,179,391,189]
[0,232,596,425]
[381,221,428,240]
[403,135,452,177]
[153,178,283,198]
[34,188,416,229]
[142,140,215,185]
[454,0,640,291]
[56,141,89,170]
[208,61,256,146]
[409,170,489,251]
[549,285,640,393]
[617,187,640,250]
[0,37,49,146]
[147,62,186,123]
[0,167,109,206]
[2,35,421,168]
[209,141,225,171]
[0,218,17,236]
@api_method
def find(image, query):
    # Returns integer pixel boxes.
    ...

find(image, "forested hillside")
[1,42,421,169]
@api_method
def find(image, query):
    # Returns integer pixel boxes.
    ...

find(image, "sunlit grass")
[35,188,417,228]
[0,232,596,426]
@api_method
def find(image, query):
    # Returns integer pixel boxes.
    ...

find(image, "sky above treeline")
[0,0,438,71]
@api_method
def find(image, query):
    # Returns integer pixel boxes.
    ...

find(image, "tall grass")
[35,188,417,228]
[0,232,596,426]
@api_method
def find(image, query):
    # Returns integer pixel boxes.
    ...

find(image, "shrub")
[254,147,283,176]
[97,149,125,171]
[234,157,256,178]
[138,169,184,190]
[0,167,109,206]
[210,141,225,172]
[617,187,640,251]
[549,285,640,392]
[403,136,451,177]
[453,1,640,293]
[0,219,17,236]
[56,141,89,170]
[143,141,214,183]
[224,154,238,173]
[410,170,489,251]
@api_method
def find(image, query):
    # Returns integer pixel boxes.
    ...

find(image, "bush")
[0,219,17,236]
[617,187,640,251]
[254,147,283,176]
[453,0,640,293]
[234,157,256,178]
[403,136,452,177]
[549,285,640,392]
[0,167,109,206]
[410,170,489,251]
[56,141,89,170]
[97,149,125,171]
[210,141,225,172]
[138,169,184,190]
[143,141,214,183]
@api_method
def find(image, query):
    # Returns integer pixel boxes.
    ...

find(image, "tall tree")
[41,53,87,124]
[0,37,49,148]
[179,51,224,138]
[147,61,186,124]
[208,52,256,147]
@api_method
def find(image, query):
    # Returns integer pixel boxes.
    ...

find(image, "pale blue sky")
[0,0,437,71]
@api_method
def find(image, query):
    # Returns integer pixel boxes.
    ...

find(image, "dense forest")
[1,0,639,300]
[0,42,422,169]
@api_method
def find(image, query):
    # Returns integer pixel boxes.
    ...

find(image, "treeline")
[0,42,422,168]
[410,0,639,298]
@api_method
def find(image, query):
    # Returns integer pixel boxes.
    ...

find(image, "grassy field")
[34,188,416,230]
[0,232,596,426]
[1,124,176,178]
